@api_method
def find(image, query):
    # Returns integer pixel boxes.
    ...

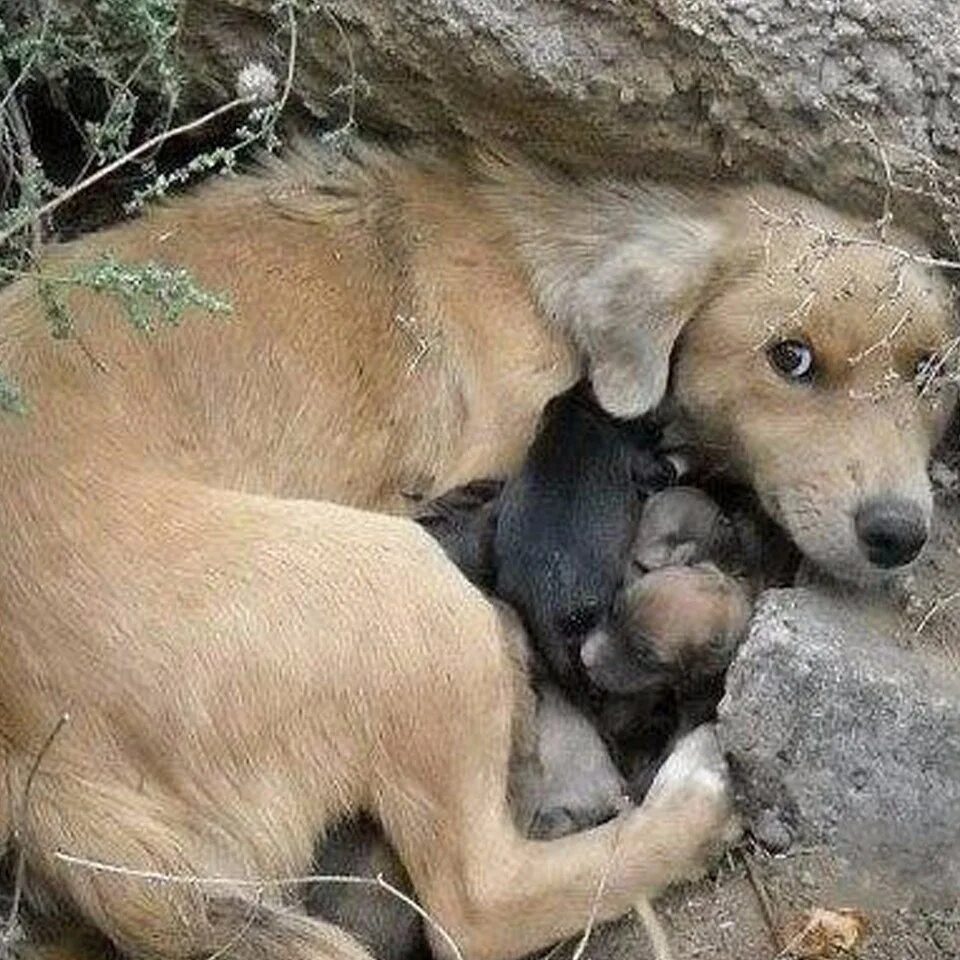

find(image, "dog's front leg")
[373,601,739,960]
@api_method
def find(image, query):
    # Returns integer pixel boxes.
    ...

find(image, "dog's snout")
[854,498,928,569]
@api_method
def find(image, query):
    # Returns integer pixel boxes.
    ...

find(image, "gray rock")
[718,587,960,907]
[751,807,793,853]
[183,0,960,249]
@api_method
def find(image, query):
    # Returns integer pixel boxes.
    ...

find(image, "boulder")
[719,586,960,907]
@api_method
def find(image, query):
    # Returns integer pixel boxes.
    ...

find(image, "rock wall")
[719,587,960,907]
[184,0,960,250]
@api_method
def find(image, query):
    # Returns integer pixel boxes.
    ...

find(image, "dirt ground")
[656,844,958,960]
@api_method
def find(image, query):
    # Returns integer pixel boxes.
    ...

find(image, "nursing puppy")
[584,560,752,798]
[417,379,675,695]
[0,140,956,960]
[573,485,794,797]
[420,474,754,808]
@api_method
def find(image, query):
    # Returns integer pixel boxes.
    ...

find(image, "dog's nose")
[854,498,928,569]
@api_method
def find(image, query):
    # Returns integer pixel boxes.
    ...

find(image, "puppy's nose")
[855,498,928,568]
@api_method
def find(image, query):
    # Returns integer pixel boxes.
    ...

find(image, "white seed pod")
[236,62,279,103]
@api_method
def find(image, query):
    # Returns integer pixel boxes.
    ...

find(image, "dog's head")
[666,187,958,583]
[486,161,956,581]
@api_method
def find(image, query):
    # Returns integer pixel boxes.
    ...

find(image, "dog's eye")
[767,339,815,382]
[913,352,940,392]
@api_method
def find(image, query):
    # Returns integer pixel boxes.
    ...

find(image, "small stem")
[0,95,256,252]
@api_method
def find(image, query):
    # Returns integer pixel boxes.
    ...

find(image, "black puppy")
[414,479,503,588]
[417,408,780,807]
[418,379,677,692]
[493,380,677,689]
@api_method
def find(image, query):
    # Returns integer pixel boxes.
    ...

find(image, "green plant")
[1,0,184,260]
[0,1,338,409]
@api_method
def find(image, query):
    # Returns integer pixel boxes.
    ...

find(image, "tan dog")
[0,141,955,960]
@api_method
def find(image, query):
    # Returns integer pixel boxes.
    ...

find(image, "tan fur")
[620,564,751,667]
[0,142,954,959]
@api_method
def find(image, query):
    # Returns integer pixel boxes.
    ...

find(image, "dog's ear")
[578,271,693,419]
[476,154,729,419]
[572,210,728,419]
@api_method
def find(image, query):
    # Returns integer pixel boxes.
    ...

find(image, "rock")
[718,587,960,908]
[751,807,793,854]
[182,0,960,251]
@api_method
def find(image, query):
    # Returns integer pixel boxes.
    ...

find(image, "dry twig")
[2,713,70,947]
[747,198,960,273]
[321,4,358,132]
[569,820,624,960]
[0,95,257,252]
[740,849,782,953]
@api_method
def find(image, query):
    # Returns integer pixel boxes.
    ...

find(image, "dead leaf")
[777,907,869,958]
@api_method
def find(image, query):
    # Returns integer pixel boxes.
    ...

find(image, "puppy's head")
[671,187,958,583]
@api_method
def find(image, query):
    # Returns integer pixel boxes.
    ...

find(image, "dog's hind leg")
[373,600,739,960]
[21,780,376,960]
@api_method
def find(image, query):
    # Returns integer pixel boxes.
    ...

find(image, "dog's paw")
[645,724,728,803]
[641,724,741,876]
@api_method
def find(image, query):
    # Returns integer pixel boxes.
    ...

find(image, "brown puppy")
[583,563,751,697]
[0,141,955,960]
[631,485,800,593]
[632,488,735,571]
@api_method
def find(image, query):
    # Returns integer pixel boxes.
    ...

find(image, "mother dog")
[0,141,955,960]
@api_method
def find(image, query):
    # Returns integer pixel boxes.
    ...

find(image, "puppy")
[583,487,765,796]
[582,564,751,698]
[631,487,735,571]
[419,471,755,804]
[584,562,751,798]
[633,484,801,591]
[491,380,676,689]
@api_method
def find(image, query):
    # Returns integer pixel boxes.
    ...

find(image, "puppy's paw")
[642,724,741,876]
[530,799,627,840]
